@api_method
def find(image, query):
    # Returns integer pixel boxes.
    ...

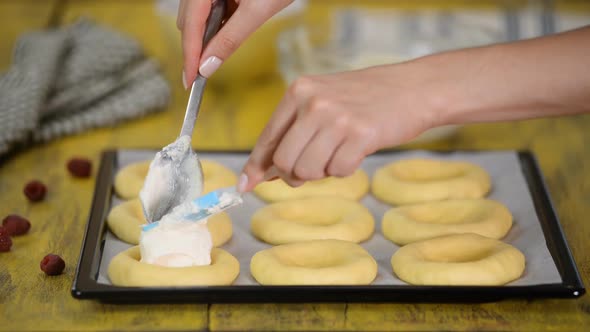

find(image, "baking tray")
[72,150,585,303]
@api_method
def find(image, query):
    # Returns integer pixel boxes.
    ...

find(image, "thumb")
[237,158,269,193]
[198,1,293,78]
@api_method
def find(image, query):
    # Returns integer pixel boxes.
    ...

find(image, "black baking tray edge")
[71,150,585,303]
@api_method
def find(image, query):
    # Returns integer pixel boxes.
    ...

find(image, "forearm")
[420,26,590,126]
[240,26,589,187]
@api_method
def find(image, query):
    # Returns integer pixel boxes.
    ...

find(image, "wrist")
[402,54,464,129]
[410,46,495,128]
[370,61,455,148]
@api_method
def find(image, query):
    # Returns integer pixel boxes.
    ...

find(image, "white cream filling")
[139,135,210,268]
[139,219,212,267]
[139,161,174,217]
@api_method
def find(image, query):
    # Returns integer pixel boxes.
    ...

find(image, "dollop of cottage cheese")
[138,135,210,268]
[140,196,215,267]
[139,219,212,267]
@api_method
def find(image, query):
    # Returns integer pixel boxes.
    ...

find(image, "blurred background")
[1,0,589,152]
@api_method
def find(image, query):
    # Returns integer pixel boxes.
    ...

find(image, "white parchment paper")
[97,150,562,286]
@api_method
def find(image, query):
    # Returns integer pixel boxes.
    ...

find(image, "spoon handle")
[180,0,226,138]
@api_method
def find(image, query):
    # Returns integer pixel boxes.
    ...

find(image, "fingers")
[262,166,280,181]
[176,0,188,30]
[181,1,292,83]
[181,0,212,88]
[239,91,299,192]
[198,0,292,78]
[326,116,379,177]
[327,141,366,178]
[238,73,379,192]
[224,0,239,23]
[239,75,320,191]
[292,125,345,180]
[261,167,303,186]
[272,112,320,182]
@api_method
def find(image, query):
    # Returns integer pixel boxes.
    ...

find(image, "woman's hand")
[238,63,444,191]
[177,0,293,87]
[237,26,590,193]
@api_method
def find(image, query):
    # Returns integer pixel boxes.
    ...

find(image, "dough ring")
[391,233,525,285]
[372,159,491,205]
[253,169,369,202]
[108,246,239,286]
[113,161,149,200]
[114,159,237,199]
[250,239,377,285]
[382,199,513,245]
[251,197,374,244]
[106,198,233,247]
[200,159,238,194]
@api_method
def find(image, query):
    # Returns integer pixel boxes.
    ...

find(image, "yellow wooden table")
[1,1,589,331]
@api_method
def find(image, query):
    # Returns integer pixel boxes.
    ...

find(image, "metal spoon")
[180,0,226,138]
[140,0,226,223]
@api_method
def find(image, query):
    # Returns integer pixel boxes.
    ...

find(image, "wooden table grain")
[1,1,589,331]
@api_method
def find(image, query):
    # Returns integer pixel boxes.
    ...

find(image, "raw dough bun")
[253,169,369,202]
[382,199,512,245]
[106,198,233,247]
[250,239,377,285]
[200,159,238,194]
[108,246,239,286]
[114,159,237,199]
[113,161,149,200]
[372,159,491,205]
[391,233,525,285]
[251,197,374,244]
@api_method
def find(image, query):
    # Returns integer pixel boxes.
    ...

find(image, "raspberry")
[0,235,12,252]
[40,254,65,276]
[0,226,9,237]
[2,215,30,236]
[67,158,92,178]
[24,180,47,202]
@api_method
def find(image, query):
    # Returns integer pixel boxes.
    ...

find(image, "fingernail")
[237,173,248,193]
[199,56,222,78]
[182,69,188,90]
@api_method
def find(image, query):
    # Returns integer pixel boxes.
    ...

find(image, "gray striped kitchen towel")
[0,19,170,155]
